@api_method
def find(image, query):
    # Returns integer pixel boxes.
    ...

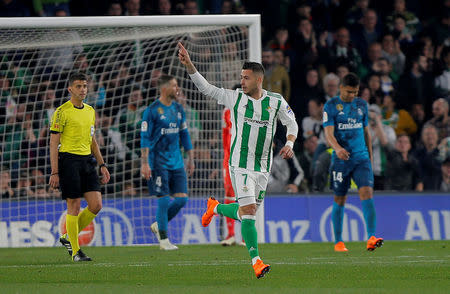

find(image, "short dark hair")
[158,74,175,88]
[242,61,265,75]
[69,72,88,85]
[341,73,360,87]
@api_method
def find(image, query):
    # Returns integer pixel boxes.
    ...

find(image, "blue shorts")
[148,168,188,196]
[329,157,374,196]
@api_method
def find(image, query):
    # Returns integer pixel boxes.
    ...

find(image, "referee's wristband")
[99,163,107,169]
[285,141,294,149]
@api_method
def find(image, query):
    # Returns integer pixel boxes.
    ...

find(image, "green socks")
[241,216,259,259]
[217,202,239,220]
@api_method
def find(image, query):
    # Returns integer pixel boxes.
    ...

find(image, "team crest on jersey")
[266,106,272,112]
[336,104,343,111]
[157,107,164,114]
[358,108,363,116]
[242,186,249,192]
[141,121,148,132]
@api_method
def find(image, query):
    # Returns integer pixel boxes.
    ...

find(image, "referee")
[49,72,110,261]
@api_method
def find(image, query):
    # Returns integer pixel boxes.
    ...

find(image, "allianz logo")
[320,204,368,242]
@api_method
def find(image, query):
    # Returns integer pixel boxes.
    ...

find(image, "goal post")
[0,15,265,247]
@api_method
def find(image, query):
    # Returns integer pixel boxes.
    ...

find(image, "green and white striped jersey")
[189,72,298,172]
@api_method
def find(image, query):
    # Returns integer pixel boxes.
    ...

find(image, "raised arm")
[177,42,235,107]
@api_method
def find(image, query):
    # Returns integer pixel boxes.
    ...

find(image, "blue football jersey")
[141,100,190,170]
[323,96,369,160]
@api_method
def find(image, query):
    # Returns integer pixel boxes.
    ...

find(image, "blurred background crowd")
[0,0,449,199]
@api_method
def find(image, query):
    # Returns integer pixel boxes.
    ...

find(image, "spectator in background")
[351,9,382,61]
[1,168,15,198]
[292,18,318,78]
[381,33,406,76]
[184,0,199,15]
[366,73,382,104]
[358,84,371,103]
[434,46,450,98]
[386,0,420,37]
[397,55,435,114]
[267,27,292,53]
[346,0,370,27]
[122,182,137,196]
[368,105,396,190]
[16,171,33,197]
[391,14,414,49]
[33,0,70,16]
[273,48,290,72]
[176,90,201,145]
[114,86,145,152]
[292,68,323,120]
[322,73,339,101]
[302,97,326,170]
[424,98,450,142]
[0,73,17,122]
[382,94,417,137]
[319,27,361,74]
[410,103,427,143]
[359,42,383,80]
[267,144,304,194]
[106,1,122,16]
[373,58,396,94]
[440,157,450,192]
[336,63,350,80]
[0,0,30,17]
[261,48,291,101]
[157,0,171,15]
[124,0,140,16]
[385,134,423,191]
[297,134,318,192]
[414,125,442,190]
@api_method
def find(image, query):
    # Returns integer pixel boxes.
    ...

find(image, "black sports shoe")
[59,234,72,256]
[72,250,92,262]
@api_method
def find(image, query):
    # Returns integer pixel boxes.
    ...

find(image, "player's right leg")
[148,169,177,250]
[330,159,351,252]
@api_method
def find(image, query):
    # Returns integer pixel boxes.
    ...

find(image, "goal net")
[0,15,262,247]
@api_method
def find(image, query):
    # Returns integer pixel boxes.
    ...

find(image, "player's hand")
[177,42,192,66]
[49,174,59,189]
[336,148,350,160]
[285,184,298,193]
[279,145,294,159]
[100,166,110,184]
[141,163,151,180]
[186,160,195,177]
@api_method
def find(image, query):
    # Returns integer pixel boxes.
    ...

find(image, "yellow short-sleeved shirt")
[50,100,95,155]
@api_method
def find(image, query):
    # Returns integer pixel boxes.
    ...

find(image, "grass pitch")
[0,241,449,294]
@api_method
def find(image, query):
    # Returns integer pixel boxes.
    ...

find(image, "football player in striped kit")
[178,42,298,279]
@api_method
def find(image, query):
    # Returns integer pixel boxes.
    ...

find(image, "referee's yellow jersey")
[50,100,96,155]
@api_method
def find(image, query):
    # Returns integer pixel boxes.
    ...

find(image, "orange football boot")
[367,236,384,251]
[334,241,348,252]
[201,197,219,227]
[253,259,271,279]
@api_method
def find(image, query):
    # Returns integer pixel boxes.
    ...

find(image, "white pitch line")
[0,258,448,269]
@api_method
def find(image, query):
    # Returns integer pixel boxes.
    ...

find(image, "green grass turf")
[0,241,449,294]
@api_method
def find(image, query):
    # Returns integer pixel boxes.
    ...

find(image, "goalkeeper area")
[0,15,262,245]
[0,241,449,294]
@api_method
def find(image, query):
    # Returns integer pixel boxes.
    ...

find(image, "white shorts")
[229,166,269,207]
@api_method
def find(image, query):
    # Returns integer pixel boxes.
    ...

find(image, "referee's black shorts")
[58,152,101,199]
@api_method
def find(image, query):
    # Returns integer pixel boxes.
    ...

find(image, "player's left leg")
[354,159,383,251]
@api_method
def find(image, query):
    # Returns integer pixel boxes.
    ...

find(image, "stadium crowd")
[0,0,449,198]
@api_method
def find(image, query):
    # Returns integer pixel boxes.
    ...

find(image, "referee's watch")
[99,163,107,170]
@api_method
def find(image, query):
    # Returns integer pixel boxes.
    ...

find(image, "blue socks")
[168,197,188,221]
[157,196,188,240]
[361,198,376,238]
[332,202,345,244]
